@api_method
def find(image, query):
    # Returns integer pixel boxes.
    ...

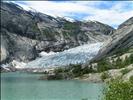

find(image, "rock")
[122,64,133,81]
[75,73,102,83]
[92,17,133,61]
[118,17,133,29]
[0,66,10,72]
[1,2,114,63]
[1,28,38,63]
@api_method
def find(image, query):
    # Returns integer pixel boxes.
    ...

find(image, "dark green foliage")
[103,79,133,100]
[114,47,133,56]
[71,64,83,77]
[70,64,95,77]
[117,54,133,68]
[96,54,133,72]
[46,67,74,80]
[97,59,112,72]
[52,54,132,78]
[53,64,95,78]
[101,72,110,81]
[130,54,133,62]
[129,76,133,83]
[41,28,55,40]
[47,74,64,80]
[120,68,131,75]
[63,22,79,30]
[129,53,133,63]
[54,68,64,74]
[115,57,123,68]
[82,66,95,74]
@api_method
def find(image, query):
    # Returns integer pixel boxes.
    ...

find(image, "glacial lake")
[1,72,104,100]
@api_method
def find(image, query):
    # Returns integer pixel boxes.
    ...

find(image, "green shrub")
[54,68,64,74]
[97,59,112,72]
[115,57,123,68]
[120,68,131,75]
[71,64,83,77]
[63,22,79,30]
[103,79,133,100]
[96,54,133,72]
[115,48,132,56]
[101,72,109,81]
[122,54,133,67]
[71,64,96,77]
[129,76,133,83]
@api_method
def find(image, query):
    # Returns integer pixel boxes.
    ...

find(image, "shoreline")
[1,64,133,83]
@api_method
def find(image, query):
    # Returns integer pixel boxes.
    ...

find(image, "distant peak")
[82,19,98,23]
[63,17,76,22]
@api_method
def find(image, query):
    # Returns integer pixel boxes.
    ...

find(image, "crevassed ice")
[27,42,103,68]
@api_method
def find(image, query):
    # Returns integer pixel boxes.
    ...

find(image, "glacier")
[26,42,103,68]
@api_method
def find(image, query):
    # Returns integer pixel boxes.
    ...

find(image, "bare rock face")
[1,35,9,62]
[1,28,38,63]
[1,2,114,63]
[92,17,133,61]
[118,17,133,29]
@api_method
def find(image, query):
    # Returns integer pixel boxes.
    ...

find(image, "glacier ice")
[27,42,103,68]
[39,51,56,57]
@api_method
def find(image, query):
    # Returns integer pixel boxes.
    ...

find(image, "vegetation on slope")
[103,78,133,100]
[50,53,133,80]
[63,21,80,30]
[95,53,133,72]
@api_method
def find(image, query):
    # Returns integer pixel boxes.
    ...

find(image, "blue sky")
[11,1,133,28]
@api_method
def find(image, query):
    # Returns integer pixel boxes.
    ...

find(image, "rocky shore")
[75,64,133,83]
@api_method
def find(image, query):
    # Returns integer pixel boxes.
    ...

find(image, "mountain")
[1,2,114,63]
[91,17,133,61]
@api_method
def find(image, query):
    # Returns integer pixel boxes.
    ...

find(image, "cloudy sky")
[13,1,133,28]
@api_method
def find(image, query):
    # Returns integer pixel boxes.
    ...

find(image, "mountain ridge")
[90,17,133,62]
[1,2,114,63]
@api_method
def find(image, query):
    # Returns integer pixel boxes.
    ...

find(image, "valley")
[0,1,133,100]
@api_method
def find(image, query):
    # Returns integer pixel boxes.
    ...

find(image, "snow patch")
[39,51,57,57]
[1,63,10,68]
[11,60,27,69]
[63,17,75,22]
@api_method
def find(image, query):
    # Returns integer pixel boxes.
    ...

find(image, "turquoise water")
[1,72,104,100]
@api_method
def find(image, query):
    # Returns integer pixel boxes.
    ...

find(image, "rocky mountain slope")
[1,2,114,63]
[92,17,133,61]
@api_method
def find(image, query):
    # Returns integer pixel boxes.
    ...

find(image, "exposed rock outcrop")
[1,28,38,63]
[1,2,114,63]
[92,17,133,61]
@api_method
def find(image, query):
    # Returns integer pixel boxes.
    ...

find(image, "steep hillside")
[91,17,133,61]
[1,2,114,63]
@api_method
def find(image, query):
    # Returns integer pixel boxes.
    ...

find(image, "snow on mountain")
[26,42,103,68]
[63,17,76,22]
[11,60,27,69]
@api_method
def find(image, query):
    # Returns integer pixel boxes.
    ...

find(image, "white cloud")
[83,2,133,28]
[84,9,133,28]
[14,1,133,28]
